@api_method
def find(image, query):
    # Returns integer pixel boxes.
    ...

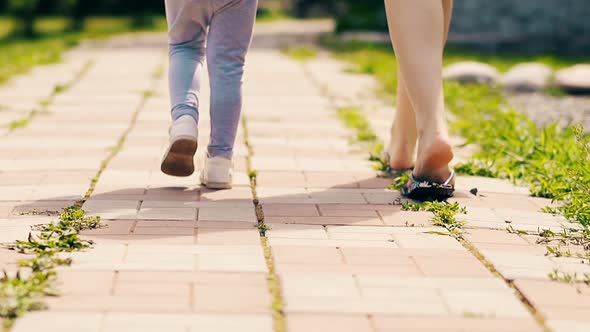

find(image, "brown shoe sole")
[161,138,198,177]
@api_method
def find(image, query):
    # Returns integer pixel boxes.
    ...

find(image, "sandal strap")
[443,170,455,186]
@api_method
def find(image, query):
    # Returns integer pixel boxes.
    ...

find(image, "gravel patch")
[507,92,590,132]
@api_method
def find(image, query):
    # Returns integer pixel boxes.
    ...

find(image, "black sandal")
[401,170,455,200]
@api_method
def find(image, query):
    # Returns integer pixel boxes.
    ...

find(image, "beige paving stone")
[116,271,267,285]
[197,253,267,272]
[46,294,192,312]
[80,220,135,235]
[272,246,342,264]
[199,187,253,202]
[196,228,261,245]
[478,193,540,211]
[103,312,273,332]
[198,207,257,223]
[441,289,531,318]
[114,281,191,297]
[57,270,115,296]
[266,223,328,239]
[262,203,320,217]
[318,206,379,217]
[193,284,271,313]
[256,171,306,187]
[413,256,493,277]
[136,207,197,220]
[393,233,464,250]
[268,235,401,248]
[133,225,195,235]
[285,297,448,315]
[265,216,384,226]
[136,220,197,228]
[547,320,590,332]
[356,276,507,291]
[281,274,360,299]
[287,314,373,332]
[372,316,543,332]
[514,279,590,317]
[379,209,434,226]
[464,228,530,245]
[11,312,103,332]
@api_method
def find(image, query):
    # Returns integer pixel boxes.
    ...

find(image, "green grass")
[403,201,467,235]
[282,47,318,62]
[0,16,166,85]
[256,8,291,23]
[337,106,378,143]
[322,37,590,227]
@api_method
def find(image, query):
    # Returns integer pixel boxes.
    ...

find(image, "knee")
[169,36,206,57]
[208,48,246,79]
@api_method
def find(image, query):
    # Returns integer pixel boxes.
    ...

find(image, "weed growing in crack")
[536,227,590,263]
[0,206,101,327]
[0,271,57,322]
[337,106,377,143]
[538,227,590,250]
[403,201,467,235]
[548,268,590,286]
[388,172,410,191]
[8,118,29,130]
[546,246,573,258]
[257,223,271,235]
[506,225,530,235]
[248,170,258,183]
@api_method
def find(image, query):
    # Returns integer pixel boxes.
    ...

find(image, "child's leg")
[165,0,210,123]
[206,0,258,159]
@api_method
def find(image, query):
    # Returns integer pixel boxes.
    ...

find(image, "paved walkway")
[0,26,589,332]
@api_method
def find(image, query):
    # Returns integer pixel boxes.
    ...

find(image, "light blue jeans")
[165,0,257,158]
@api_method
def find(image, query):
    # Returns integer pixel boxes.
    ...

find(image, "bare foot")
[386,135,415,170]
[414,134,454,183]
[387,145,414,170]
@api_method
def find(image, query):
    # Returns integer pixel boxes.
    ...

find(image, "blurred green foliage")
[0,0,164,38]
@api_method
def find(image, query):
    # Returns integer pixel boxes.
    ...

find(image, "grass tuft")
[403,201,467,235]
[1,207,101,327]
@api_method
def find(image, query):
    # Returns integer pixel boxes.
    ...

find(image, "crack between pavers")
[75,59,166,207]
[241,115,287,332]
[457,236,553,332]
[1,57,166,330]
[3,60,94,135]
[296,51,555,331]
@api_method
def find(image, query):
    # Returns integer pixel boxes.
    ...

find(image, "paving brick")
[198,207,257,223]
[196,228,261,245]
[193,284,271,313]
[287,314,373,332]
[265,216,384,226]
[372,316,543,332]
[262,203,320,217]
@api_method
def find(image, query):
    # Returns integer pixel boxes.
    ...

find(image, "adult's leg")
[387,69,417,170]
[388,0,453,171]
[384,0,453,183]
[165,0,208,123]
[206,0,258,159]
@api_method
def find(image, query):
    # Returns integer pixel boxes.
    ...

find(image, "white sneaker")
[161,115,198,177]
[200,155,233,189]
